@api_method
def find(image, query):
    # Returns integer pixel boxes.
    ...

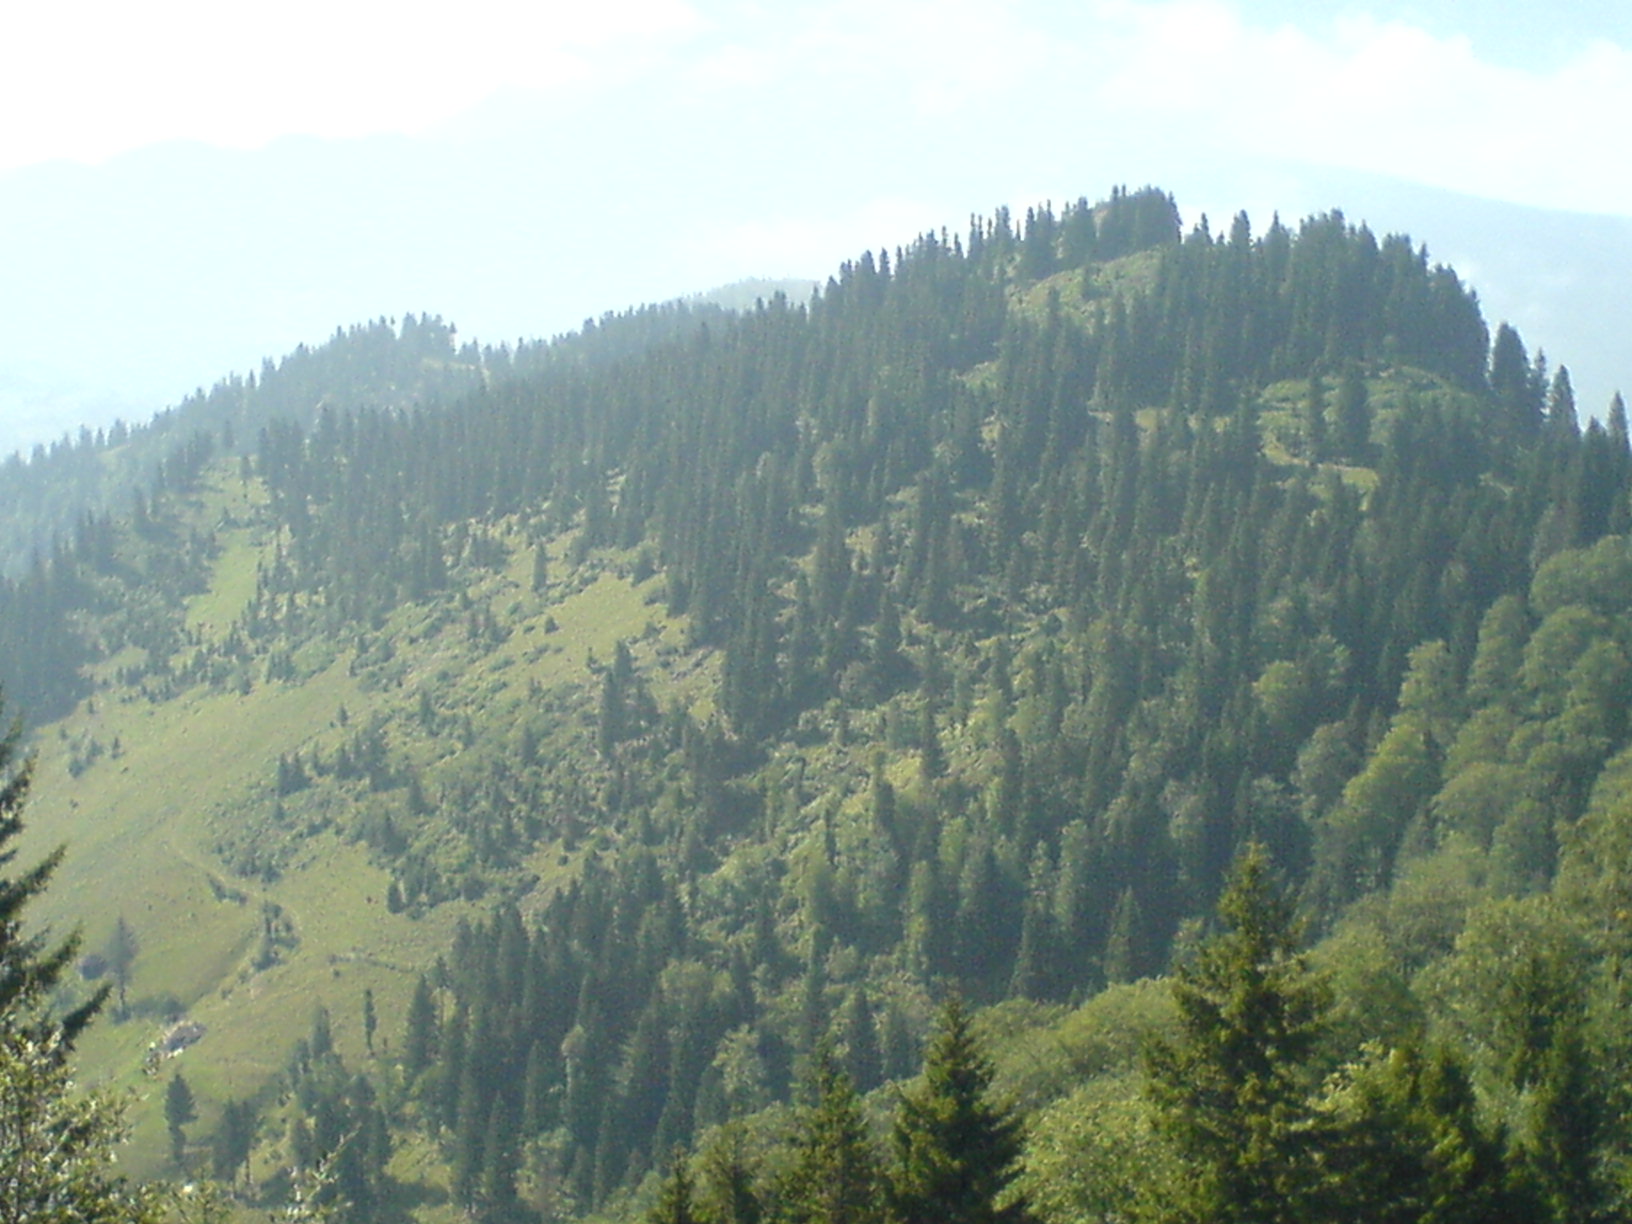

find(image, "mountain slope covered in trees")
[6,185,1632,1222]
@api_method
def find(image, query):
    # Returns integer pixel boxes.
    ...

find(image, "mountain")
[7,186,1632,1222]
[1162,158,1632,419]
[4,94,1630,459]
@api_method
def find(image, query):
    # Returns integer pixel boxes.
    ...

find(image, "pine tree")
[212,1097,258,1188]
[778,1051,886,1224]
[889,996,1031,1224]
[1302,372,1328,460]
[1143,844,1332,1224]
[0,712,105,1045]
[103,917,138,1020]
[164,1071,197,1168]
[1331,365,1371,463]
[404,975,436,1076]
[647,1148,701,1224]
[1319,1041,1524,1224]
[696,1126,763,1224]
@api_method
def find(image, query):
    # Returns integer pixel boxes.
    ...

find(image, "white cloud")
[8,0,1631,220]
[1,0,702,169]
[1079,1,1632,216]
[672,0,1632,218]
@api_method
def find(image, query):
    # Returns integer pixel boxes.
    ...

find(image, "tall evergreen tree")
[0,695,158,1221]
[646,1149,701,1224]
[404,974,436,1076]
[778,1050,886,1224]
[103,917,137,1021]
[889,996,1031,1224]
[0,710,105,1045]
[164,1071,196,1168]
[1143,844,1332,1224]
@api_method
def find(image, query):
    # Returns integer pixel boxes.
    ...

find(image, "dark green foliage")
[889,997,1031,1224]
[696,1128,763,1224]
[164,1071,196,1168]
[281,1005,396,1220]
[1320,1042,1525,1224]
[404,975,436,1076]
[0,713,104,1045]
[777,1052,886,1224]
[103,916,137,1020]
[1331,365,1371,462]
[1143,845,1331,1224]
[647,1150,700,1224]
[211,1097,258,1186]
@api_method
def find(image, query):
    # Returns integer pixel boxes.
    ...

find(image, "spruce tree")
[403,975,436,1076]
[1143,843,1332,1224]
[778,1050,885,1224]
[1331,365,1371,463]
[889,996,1031,1224]
[362,987,376,1056]
[103,916,137,1021]
[1319,1041,1524,1224]
[164,1071,197,1168]
[696,1126,763,1224]
[647,1148,701,1224]
[0,713,105,1045]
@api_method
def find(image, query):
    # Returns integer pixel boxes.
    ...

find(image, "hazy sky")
[8,0,1630,217]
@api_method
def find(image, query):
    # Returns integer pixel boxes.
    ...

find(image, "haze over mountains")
[4,53,1630,459]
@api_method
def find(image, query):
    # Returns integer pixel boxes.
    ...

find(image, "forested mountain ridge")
[8,185,1632,1222]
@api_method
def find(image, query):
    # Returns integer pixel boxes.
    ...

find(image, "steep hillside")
[8,185,1632,1221]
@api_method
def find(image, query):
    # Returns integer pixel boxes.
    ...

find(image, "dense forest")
[4,185,1632,1223]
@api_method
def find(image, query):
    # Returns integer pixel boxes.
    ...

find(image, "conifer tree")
[889,996,1031,1224]
[778,1050,885,1224]
[696,1126,763,1224]
[1331,365,1371,463]
[1143,843,1331,1224]
[1318,1041,1524,1224]
[403,975,436,1077]
[103,916,138,1020]
[164,1071,196,1168]
[213,1097,259,1188]
[647,1148,700,1224]
[0,713,105,1045]
[1302,372,1328,460]
[0,697,165,1221]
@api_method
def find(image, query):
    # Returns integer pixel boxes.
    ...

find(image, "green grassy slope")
[18,462,706,1179]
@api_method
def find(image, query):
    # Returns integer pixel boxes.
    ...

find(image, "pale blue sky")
[7,1,1629,215]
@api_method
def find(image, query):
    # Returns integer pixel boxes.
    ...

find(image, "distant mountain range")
[2,104,1627,457]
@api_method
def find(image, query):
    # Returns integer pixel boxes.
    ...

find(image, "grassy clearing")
[186,471,272,642]
[19,494,693,1182]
